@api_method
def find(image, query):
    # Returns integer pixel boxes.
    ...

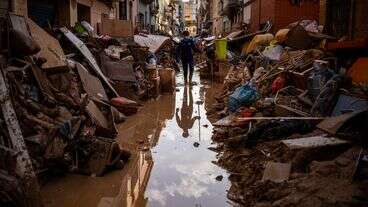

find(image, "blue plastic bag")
[228,83,259,112]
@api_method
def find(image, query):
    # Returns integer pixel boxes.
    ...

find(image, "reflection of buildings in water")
[98,151,153,207]
[102,92,176,207]
[203,83,220,114]
[118,92,176,150]
[149,93,176,147]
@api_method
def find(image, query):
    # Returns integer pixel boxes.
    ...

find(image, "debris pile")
[0,13,177,204]
[206,20,368,206]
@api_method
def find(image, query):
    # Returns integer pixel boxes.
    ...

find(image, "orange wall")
[251,0,320,33]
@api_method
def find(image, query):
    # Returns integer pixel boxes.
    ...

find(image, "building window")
[77,3,91,23]
[119,0,127,20]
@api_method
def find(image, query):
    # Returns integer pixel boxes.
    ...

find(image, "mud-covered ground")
[41,70,233,207]
[41,68,367,207]
[206,76,368,207]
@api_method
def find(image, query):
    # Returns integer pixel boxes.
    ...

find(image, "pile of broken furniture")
[208,20,368,206]
[0,13,176,206]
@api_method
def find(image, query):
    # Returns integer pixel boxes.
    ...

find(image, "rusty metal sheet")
[76,63,108,101]
[60,27,118,96]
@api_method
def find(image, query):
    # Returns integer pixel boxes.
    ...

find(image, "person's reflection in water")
[176,85,199,138]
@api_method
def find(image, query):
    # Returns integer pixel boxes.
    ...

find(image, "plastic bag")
[228,82,259,112]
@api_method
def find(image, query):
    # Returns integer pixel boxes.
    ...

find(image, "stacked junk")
[0,14,176,206]
[204,20,368,206]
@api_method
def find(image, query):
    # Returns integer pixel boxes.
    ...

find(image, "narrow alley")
[41,71,231,207]
[1,1,368,207]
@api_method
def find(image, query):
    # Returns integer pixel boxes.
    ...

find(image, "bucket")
[215,39,227,60]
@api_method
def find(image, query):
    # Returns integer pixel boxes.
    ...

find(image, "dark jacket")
[177,37,197,62]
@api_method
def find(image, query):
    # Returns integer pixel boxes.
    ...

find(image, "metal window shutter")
[28,0,56,28]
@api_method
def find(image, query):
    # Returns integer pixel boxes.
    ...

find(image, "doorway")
[77,3,91,23]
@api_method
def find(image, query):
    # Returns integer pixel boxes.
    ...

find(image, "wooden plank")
[0,62,43,207]
[282,135,349,150]
[27,18,67,71]
[76,63,108,101]
[236,117,324,121]
[9,13,28,34]
[100,18,133,38]
[317,110,366,134]
[60,27,118,96]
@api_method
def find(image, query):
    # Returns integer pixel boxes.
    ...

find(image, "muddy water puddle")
[42,71,230,207]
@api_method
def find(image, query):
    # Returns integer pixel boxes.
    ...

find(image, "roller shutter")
[28,0,57,28]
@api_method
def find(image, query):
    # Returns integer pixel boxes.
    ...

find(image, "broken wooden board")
[9,13,29,34]
[100,18,133,38]
[60,27,118,96]
[282,135,349,150]
[0,59,44,207]
[317,110,366,134]
[134,34,171,54]
[86,100,109,130]
[236,116,324,121]
[262,162,291,183]
[213,114,241,127]
[29,61,56,100]
[27,18,67,71]
[76,63,108,101]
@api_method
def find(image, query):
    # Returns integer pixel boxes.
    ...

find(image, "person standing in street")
[177,30,198,85]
